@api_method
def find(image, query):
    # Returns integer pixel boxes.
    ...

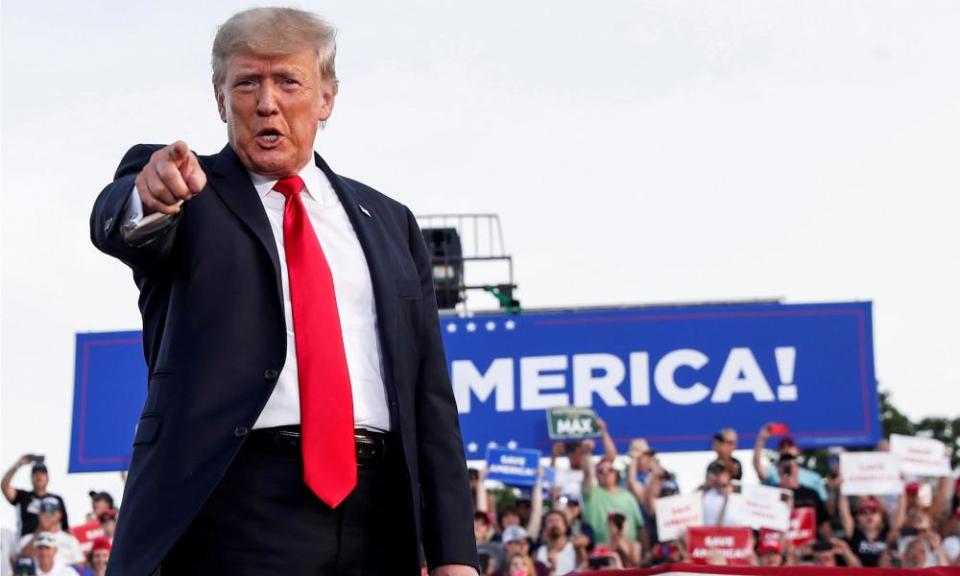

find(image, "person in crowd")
[752,424,827,500]
[898,512,951,567]
[85,492,114,523]
[476,464,543,543]
[708,428,742,480]
[550,441,587,501]
[87,537,111,576]
[14,498,84,566]
[475,511,505,575]
[503,552,537,576]
[839,495,893,567]
[810,537,861,567]
[901,531,951,568]
[701,461,734,526]
[534,510,576,576]
[635,465,679,548]
[756,533,787,567]
[29,533,80,576]
[2,456,70,536]
[777,454,829,524]
[584,544,624,570]
[942,508,960,565]
[496,526,547,576]
[580,440,646,550]
[603,512,641,567]
[97,510,117,544]
[555,495,593,567]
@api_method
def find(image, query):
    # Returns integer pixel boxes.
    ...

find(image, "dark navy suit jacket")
[90,144,477,575]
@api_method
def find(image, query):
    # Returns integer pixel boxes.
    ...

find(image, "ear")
[215,87,227,123]
[317,79,337,123]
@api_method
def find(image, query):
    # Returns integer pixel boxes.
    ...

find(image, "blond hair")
[212,7,337,91]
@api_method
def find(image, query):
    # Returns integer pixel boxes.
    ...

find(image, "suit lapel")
[314,153,402,421]
[209,145,284,309]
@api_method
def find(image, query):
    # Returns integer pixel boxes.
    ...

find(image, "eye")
[280,77,302,88]
[233,79,257,92]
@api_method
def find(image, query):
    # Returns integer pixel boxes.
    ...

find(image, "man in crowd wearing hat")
[839,495,892,567]
[580,440,646,550]
[13,498,85,567]
[2,455,70,536]
[86,491,114,523]
[752,423,827,500]
[495,526,548,576]
[28,532,82,576]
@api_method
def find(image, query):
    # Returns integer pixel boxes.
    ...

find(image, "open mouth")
[255,128,283,147]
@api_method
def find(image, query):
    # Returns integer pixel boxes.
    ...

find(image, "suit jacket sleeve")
[90,144,180,277]
[406,207,479,569]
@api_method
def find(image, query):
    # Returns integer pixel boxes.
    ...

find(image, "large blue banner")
[70,301,878,472]
[446,301,879,459]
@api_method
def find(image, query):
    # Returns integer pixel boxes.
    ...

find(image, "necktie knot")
[273,175,306,198]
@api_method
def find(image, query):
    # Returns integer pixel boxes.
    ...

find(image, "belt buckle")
[355,432,385,465]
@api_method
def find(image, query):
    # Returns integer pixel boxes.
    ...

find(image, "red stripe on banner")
[575,563,960,576]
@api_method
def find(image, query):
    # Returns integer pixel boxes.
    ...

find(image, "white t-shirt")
[17,531,85,565]
[536,541,577,575]
[702,489,727,526]
[37,563,79,576]
[943,535,959,564]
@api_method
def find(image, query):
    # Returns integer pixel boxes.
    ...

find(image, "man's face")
[92,498,110,517]
[778,461,798,488]
[38,510,58,531]
[31,471,48,492]
[713,434,736,457]
[217,50,335,178]
[596,462,618,489]
[505,539,527,557]
[857,506,881,530]
[91,550,110,569]
[812,550,836,567]
[706,469,730,489]
[34,546,55,570]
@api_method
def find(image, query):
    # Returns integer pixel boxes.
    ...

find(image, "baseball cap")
[857,498,881,513]
[777,436,797,449]
[905,481,920,496]
[90,537,112,552]
[34,532,57,548]
[501,525,529,544]
[38,497,61,514]
[758,530,783,554]
[89,491,115,507]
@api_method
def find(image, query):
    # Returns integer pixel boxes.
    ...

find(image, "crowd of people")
[471,421,960,574]
[3,455,114,575]
[3,421,959,574]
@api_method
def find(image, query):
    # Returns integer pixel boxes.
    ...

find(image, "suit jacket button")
[264,369,280,380]
[234,426,249,438]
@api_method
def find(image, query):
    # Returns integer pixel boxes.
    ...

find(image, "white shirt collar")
[248,159,329,206]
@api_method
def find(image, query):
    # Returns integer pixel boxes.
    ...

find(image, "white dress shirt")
[125,162,390,431]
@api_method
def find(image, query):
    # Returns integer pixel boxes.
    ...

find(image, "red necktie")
[274,175,356,508]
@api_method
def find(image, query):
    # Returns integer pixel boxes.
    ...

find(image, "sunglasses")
[597,467,615,475]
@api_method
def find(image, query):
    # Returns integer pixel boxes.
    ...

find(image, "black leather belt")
[246,426,395,467]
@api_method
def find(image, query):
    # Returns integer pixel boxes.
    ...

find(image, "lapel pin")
[359,204,372,218]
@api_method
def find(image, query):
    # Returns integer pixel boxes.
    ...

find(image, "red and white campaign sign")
[71,520,104,553]
[687,526,754,566]
[841,451,903,495]
[724,485,790,532]
[655,492,704,542]
[891,434,951,477]
[787,507,816,546]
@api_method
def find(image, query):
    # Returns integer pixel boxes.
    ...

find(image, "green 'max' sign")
[546,407,602,440]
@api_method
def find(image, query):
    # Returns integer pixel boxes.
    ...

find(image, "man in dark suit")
[90,7,477,575]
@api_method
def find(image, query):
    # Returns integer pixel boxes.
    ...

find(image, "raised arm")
[838,491,854,539]
[752,424,772,482]
[626,454,646,503]
[580,440,596,496]
[90,142,205,275]
[526,469,544,539]
[597,418,618,460]
[1,455,29,503]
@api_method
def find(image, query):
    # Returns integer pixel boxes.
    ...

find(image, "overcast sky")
[2,0,959,537]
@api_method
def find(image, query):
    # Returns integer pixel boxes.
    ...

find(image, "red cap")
[758,529,783,554]
[90,537,111,552]
[906,481,920,496]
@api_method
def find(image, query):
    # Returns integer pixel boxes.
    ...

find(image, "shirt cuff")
[124,184,145,226]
